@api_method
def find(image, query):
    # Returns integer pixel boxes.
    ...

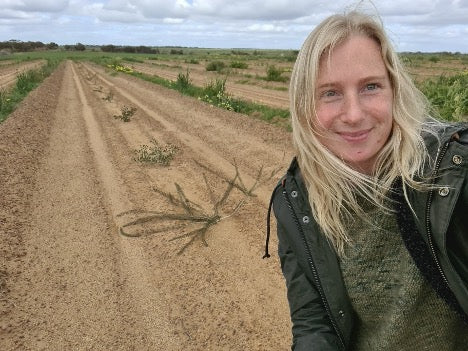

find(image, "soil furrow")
[1,59,292,350]
[70,61,178,349]
[0,60,46,91]
[81,62,293,206]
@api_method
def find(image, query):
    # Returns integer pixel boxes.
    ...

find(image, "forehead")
[317,35,386,82]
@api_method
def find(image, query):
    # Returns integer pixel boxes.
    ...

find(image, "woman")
[264,10,468,351]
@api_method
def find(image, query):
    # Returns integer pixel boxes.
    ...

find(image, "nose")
[341,93,364,124]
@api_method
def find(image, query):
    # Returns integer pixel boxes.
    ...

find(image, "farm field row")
[0,60,46,91]
[129,61,290,109]
[0,60,294,350]
[146,57,293,83]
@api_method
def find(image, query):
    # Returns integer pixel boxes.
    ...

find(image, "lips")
[337,128,372,142]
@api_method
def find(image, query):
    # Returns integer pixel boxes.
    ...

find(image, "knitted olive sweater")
[340,202,468,351]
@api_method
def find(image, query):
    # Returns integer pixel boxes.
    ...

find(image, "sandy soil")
[0,60,47,91]
[0,60,295,350]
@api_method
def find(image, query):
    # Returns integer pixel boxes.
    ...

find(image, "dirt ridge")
[1,60,293,350]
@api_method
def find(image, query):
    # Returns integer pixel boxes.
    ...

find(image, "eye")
[321,90,337,97]
[364,83,378,91]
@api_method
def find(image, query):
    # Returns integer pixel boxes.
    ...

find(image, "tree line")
[0,40,161,54]
[0,40,59,52]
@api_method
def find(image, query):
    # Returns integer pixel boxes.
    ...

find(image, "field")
[0,49,467,350]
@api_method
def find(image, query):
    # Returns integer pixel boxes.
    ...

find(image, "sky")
[1,0,468,53]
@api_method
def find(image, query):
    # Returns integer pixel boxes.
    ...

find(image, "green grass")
[0,58,60,123]
[417,72,468,121]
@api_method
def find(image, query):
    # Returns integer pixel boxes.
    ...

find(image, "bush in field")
[418,73,468,121]
[231,50,250,55]
[173,69,192,92]
[114,106,136,122]
[265,65,287,82]
[206,61,225,72]
[134,139,178,166]
[75,43,86,51]
[286,50,299,62]
[185,58,199,64]
[230,61,248,69]
[170,49,183,55]
[16,70,42,93]
[107,62,133,73]
[199,78,234,111]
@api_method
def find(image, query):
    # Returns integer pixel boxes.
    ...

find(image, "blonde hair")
[290,11,435,255]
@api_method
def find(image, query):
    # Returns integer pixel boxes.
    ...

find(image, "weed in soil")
[102,90,114,102]
[194,159,283,197]
[114,105,136,122]
[134,139,179,166]
[118,171,244,255]
[117,161,282,254]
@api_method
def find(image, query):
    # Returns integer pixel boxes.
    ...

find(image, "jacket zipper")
[282,188,346,350]
[425,140,450,286]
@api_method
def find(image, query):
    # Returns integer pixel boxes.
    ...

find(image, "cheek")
[380,94,393,121]
[315,105,336,130]
[380,106,393,142]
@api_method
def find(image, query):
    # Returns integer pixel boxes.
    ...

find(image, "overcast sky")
[2,0,468,52]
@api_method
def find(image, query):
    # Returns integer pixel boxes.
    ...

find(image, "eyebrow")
[316,75,388,90]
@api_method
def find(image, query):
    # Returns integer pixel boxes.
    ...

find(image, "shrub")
[170,49,183,55]
[230,61,248,69]
[418,73,468,121]
[200,78,233,111]
[114,106,136,122]
[174,69,191,90]
[265,65,286,82]
[107,62,133,73]
[16,70,42,93]
[231,50,250,56]
[206,61,225,72]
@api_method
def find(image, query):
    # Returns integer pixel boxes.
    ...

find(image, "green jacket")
[267,123,468,350]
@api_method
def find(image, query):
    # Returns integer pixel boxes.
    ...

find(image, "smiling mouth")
[338,129,372,142]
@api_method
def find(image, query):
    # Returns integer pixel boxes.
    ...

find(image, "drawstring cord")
[263,180,284,259]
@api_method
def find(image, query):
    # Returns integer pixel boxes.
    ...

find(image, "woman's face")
[314,35,394,174]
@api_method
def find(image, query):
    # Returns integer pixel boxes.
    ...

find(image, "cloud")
[0,0,466,52]
[163,18,185,24]
[0,9,36,20]
[95,0,190,20]
[244,23,288,33]
[7,0,69,12]
[190,0,343,20]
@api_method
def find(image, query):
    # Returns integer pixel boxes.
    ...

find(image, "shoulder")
[271,157,312,224]
[422,121,468,152]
